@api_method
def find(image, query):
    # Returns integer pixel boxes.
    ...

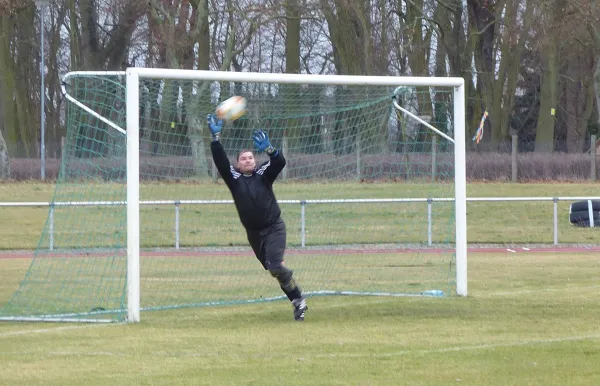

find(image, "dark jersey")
[210,140,286,231]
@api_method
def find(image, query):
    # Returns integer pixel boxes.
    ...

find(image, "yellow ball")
[216,96,247,122]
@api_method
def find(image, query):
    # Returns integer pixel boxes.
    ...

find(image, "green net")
[0,73,457,322]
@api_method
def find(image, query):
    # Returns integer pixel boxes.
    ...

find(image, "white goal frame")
[65,68,467,323]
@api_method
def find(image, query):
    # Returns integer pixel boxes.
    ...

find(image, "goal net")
[0,70,466,323]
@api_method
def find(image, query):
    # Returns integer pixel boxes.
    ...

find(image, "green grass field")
[1,182,599,384]
[0,182,599,250]
[1,251,599,385]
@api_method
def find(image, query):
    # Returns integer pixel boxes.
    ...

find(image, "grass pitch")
[1,182,599,384]
[0,182,599,250]
[1,251,599,385]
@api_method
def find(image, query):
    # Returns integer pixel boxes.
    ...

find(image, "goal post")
[126,68,468,322]
[0,68,467,324]
[126,69,141,323]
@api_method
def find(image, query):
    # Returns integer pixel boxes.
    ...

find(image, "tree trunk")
[376,0,389,76]
[534,1,563,153]
[500,0,534,143]
[322,0,373,76]
[182,0,212,178]
[535,49,559,152]
[67,0,82,70]
[284,0,310,152]
[489,1,508,148]
[79,0,144,69]
[595,59,600,130]
[285,0,301,76]
[46,4,68,158]
[0,7,11,168]
[0,8,38,157]
[437,0,474,147]
[191,0,212,178]
[432,6,450,150]
[17,7,38,158]
[0,122,9,179]
[489,0,534,151]
[564,47,596,152]
[321,0,375,155]
[405,0,434,151]
[586,5,600,147]
[468,0,498,149]
[0,14,18,155]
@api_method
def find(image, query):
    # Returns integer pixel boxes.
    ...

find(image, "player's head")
[237,150,256,174]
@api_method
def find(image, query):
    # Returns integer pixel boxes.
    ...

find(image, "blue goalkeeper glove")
[252,130,276,156]
[207,114,223,141]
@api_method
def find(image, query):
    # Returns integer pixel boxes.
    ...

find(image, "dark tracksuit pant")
[247,218,287,271]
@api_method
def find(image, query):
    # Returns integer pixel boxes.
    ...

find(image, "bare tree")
[0,0,29,15]
[320,0,374,76]
[46,3,69,158]
[490,0,534,147]
[283,0,305,151]
[560,0,598,152]
[319,0,378,155]
[74,0,147,70]
[0,5,38,158]
[467,0,498,148]
[533,0,564,152]
[0,123,9,178]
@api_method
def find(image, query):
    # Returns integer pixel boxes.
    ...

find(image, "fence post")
[511,134,518,183]
[300,201,306,247]
[427,198,433,246]
[174,201,180,249]
[282,136,288,180]
[211,160,218,183]
[431,136,437,182]
[49,203,54,251]
[356,133,361,180]
[591,134,597,182]
[553,198,559,245]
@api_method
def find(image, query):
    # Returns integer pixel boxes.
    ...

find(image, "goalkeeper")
[207,114,308,322]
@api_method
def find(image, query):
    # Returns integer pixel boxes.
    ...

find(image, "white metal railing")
[1,196,598,250]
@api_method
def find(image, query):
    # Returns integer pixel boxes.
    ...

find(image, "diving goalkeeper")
[207,114,308,322]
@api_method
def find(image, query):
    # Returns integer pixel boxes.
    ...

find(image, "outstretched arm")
[208,114,236,186]
[253,130,286,184]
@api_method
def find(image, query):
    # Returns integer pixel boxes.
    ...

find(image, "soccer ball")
[216,96,247,122]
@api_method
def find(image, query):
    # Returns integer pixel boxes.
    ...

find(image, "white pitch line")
[12,333,598,360]
[313,333,600,359]
[484,284,600,297]
[0,323,116,338]
[49,351,125,357]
